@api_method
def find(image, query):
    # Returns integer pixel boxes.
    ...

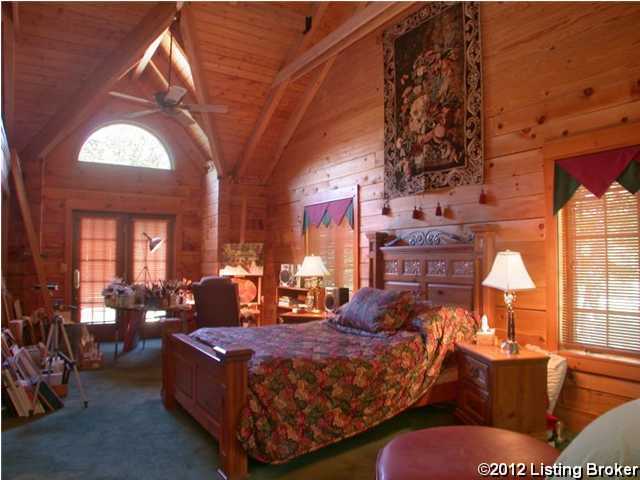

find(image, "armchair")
[191,276,241,328]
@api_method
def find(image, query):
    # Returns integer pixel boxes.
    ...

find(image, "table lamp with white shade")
[482,250,535,354]
[295,255,329,311]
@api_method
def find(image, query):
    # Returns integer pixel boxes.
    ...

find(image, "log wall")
[5,100,206,313]
[266,2,640,431]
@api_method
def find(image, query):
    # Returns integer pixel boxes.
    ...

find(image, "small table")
[112,304,192,359]
[279,311,327,324]
[455,342,549,439]
[376,426,558,479]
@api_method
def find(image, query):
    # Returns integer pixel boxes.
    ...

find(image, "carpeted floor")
[2,339,457,480]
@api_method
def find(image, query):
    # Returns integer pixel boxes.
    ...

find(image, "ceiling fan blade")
[165,85,188,105]
[171,108,196,127]
[182,104,229,114]
[125,109,162,119]
[109,91,155,107]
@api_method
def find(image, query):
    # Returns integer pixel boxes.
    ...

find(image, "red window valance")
[303,198,354,233]
[553,145,640,214]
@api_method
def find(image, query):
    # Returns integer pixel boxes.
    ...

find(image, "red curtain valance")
[303,198,354,232]
[553,145,640,213]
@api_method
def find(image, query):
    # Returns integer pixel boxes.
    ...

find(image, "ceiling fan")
[109,21,228,127]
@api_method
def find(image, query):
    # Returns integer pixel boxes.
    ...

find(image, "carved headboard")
[367,226,497,318]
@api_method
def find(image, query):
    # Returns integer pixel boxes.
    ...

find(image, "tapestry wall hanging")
[383,2,483,198]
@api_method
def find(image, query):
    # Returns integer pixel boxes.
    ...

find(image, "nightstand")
[279,311,327,324]
[455,342,549,439]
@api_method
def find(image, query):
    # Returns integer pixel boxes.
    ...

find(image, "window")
[307,218,355,291]
[132,218,169,284]
[78,123,172,170]
[74,213,174,324]
[558,183,640,356]
[77,216,118,324]
[304,197,356,292]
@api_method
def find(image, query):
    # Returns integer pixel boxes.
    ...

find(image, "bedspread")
[190,307,475,463]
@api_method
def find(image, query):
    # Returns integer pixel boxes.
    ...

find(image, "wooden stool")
[376,426,559,480]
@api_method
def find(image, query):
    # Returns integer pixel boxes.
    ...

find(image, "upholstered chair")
[191,276,241,328]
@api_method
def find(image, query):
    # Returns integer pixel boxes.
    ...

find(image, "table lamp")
[482,250,535,354]
[295,255,329,311]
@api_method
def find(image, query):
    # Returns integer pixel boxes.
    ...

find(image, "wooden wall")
[200,176,270,313]
[5,96,206,313]
[266,2,640,431]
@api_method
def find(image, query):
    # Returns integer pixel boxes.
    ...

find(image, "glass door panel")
[74,215,121,324]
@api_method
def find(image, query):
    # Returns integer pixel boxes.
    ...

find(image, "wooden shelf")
[276,285,310,315]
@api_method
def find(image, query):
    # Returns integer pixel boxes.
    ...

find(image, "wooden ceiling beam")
[19,2,178,162]
[158,32,196,93]
[131,29,167,81]
[145,59,213,164]
[10,150,53,316]
[178,3,225,176]
[236,2,330,178]
[263,3,368,182]
[272,2,414,87]
[264,56,336,182]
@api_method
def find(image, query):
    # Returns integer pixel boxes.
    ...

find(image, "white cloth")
[524,344,568,413]
[548,399,640,480]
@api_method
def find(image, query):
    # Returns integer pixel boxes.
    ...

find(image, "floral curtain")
[553,145,640,214]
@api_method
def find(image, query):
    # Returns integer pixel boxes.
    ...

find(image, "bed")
[162,226,497,480]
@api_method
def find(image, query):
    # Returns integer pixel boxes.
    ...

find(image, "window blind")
[559,182,640,356]
[79,217,118,324]
[132,218,169,283]
[307,218,354,292]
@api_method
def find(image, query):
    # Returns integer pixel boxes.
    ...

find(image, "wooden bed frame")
[162,226,496,480]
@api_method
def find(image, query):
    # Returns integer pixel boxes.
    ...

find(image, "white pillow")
[524,344,568,413]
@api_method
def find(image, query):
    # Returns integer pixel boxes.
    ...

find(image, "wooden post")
[10,150,53,316]
[239,192,248,244]
[469,224,498,321]
[366,232,389,289]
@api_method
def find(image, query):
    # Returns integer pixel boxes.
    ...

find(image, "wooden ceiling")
[10,2,155,153]
[3,2,412,179]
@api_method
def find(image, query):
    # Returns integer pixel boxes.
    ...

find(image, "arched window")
[78,123,172,170]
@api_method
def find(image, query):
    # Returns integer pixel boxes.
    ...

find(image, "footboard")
[162,332,254,480]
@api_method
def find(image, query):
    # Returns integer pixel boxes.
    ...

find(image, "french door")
[72,211,174,324]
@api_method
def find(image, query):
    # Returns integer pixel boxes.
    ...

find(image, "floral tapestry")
[383,3,483,198]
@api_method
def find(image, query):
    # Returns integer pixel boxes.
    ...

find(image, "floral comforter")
[190,307,476,463]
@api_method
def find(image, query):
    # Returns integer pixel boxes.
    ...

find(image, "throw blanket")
[190,307,476,463]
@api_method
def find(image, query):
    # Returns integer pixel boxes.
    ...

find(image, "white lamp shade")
[482,250,535,292]
[295,255,329,277]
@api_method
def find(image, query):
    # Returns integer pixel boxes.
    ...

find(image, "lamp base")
[500,339,519,355]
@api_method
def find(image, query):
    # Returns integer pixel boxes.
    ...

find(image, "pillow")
[548,399,640,480]
[331,287,415,333]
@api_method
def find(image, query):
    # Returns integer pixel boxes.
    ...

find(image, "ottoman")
[376,426,559,480]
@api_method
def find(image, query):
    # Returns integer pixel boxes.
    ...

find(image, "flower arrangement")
[102,278,139,308]
[395,43,464,183]
[143,279,192,309]
[103,278,192,309]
